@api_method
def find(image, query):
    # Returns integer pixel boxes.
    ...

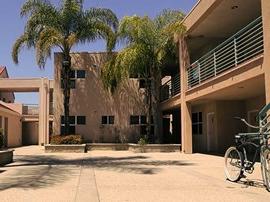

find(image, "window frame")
[101,115,115,125]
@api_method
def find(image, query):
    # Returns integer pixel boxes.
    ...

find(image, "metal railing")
[22,103,54,115]
[187,16,264,89]
[160,73,180,101]
[22,104,39,115]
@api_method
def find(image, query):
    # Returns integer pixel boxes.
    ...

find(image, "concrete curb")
[0,149,14,165]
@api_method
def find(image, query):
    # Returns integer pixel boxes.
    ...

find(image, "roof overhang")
[183,0,262,57]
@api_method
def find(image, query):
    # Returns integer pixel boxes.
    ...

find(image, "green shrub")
[50,134,83,144]
[138,135,148,146]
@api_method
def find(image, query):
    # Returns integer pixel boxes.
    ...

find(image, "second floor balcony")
[187,16,263,89]
[160,73,180,102]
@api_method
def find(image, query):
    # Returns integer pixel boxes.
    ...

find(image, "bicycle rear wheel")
[262,148,270,191]
[224,146,244,182]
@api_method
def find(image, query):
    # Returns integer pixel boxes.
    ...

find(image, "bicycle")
[224,104,270,191]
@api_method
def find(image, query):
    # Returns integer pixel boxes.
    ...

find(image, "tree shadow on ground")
[0,154,195,191]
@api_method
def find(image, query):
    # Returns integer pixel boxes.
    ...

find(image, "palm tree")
[102,9,185,143]
[12,0,118,135]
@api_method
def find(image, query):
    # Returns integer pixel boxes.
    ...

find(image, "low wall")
[86,143,181,153]
[128,144,181,153]
[86,143,129,151]
[44,144,181,153]
[44,144,86,153]
[0,150,14,165]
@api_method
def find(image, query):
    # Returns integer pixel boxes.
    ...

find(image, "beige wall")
[53,52,146,143]
[0,106,22,147]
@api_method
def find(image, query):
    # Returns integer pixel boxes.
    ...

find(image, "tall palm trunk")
[146,76,152,142]
[151,69,162,143]
[62,53,71,135]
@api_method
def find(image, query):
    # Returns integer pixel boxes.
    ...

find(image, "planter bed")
[129,144,181,153]
[86,143,181,153]
[86,143,129,151]
[0,150,14,166]
[44,144,86,153]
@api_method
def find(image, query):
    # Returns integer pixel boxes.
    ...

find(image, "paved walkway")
[0,146,269,202]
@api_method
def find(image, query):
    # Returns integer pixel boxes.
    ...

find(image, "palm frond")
[12,34,29,64]
[36,28,63,67]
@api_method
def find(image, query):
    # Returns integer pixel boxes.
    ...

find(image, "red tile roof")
[0,102,20,115]
[0,66,5,75]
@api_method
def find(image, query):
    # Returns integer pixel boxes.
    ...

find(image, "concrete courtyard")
[0,146,269,202]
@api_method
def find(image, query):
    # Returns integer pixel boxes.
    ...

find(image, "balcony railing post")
[213,52,217,76]
[234,37,238,66]
[198,62,201,84]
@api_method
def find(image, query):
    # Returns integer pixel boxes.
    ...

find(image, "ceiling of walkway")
[187,0,262,57]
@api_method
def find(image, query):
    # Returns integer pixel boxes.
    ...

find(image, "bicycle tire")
[262,148,270,191]
[224,146,244,182]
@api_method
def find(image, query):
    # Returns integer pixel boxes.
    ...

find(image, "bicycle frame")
[236,141,261,172]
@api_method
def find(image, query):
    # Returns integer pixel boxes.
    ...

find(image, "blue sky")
[0,0,197,104]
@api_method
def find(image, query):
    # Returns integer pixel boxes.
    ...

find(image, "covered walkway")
[0,78,53,145]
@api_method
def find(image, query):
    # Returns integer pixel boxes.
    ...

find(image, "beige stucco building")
[0,0,269,155]
[53,52,147,143]
[161,0,270,153]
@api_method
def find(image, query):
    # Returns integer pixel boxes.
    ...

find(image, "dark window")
[151,125,154,135]
[198,123,203,134]
[198,112,202,122]
[70,80,76,89]
[61,116,75,125]
[192,113,198,122]
[77,116,86,125]
[61,116,65,124]
[70,125,76,134]
[130,116,139,125]
[61,126,65,135]
[102,116,107,124]
[60,125,75,134]
[192,124,198,134]
[69,70,76,78]
[192,112,203,135]
[140,116,146,124]
[77,70,86,78]
[140,125,147,135]
[69,116,76,125]
[61,79,76,89]
[109,116,114,124]
[139,79,146,88]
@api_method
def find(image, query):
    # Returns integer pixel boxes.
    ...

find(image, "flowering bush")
[50,134,83,144]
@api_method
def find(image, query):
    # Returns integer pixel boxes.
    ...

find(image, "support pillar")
[38,78,50,145]
[180,37,193,154]
[262,0,270,104]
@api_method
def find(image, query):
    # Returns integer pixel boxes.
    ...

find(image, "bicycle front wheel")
[262,148,270,191]
[224,146,243,182]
